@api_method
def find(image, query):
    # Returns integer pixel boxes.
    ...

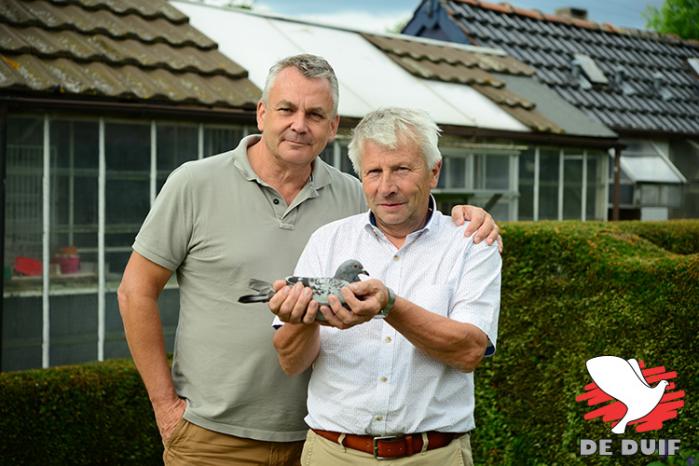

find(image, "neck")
[248,139,313,204]
[375,205,431,249]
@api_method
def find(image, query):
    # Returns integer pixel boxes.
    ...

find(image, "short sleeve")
[133,164,194,271]
[450,242,501,356]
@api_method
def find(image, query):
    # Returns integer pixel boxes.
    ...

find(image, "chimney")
[555,7,588,20]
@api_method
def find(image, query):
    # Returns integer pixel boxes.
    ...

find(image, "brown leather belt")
[312,429,460,459]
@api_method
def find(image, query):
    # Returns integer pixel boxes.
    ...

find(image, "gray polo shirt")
[133,135,365,441]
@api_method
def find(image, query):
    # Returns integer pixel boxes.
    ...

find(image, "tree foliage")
[644,0,699,40]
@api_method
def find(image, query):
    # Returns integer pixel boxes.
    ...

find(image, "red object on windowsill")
[14,256,42,276]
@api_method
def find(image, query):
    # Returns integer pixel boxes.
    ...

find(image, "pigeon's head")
[335,259,369,282]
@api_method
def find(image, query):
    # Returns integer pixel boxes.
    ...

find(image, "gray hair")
[348,107,442,175]
[262,54,339,116]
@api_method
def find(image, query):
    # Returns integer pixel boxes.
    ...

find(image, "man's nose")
[378,173,397,196]
[290,112,308,133]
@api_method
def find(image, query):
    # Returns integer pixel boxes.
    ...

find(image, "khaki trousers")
[164,419,304,466]
[300,429,473,466]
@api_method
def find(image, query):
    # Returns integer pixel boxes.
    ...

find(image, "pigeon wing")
[586,356,636,402]
[307,277,348,305]
[627,359,650,388]
[248,279,272,293]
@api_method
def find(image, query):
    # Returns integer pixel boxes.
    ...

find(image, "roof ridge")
[449,0,699,48]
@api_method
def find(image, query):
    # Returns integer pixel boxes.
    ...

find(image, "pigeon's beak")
[360,269,369,277]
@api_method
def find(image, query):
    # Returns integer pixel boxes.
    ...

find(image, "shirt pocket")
[409,284,453,317]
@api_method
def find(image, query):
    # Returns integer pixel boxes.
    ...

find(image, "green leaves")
[644,0,699,40]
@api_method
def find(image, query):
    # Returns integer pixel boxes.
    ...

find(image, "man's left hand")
[319,279,388,330]
[450,204,503,252]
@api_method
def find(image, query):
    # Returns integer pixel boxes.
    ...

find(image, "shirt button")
[393,255,399,261]
[375,415,383,421]
[379,376,388,383]
[273,198,280,205]
[384,336,392,343]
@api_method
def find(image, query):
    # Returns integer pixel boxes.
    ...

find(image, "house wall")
[2,113,252,371]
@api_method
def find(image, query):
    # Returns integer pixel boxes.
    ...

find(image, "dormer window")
[688,58,699,76]
[652,72,673,101]
[610,66,635,95]
[573,53,608,85]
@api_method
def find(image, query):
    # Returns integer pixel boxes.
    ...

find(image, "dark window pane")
[446,156,466,189]
[318,144,334,166]
[105,123,150,279]
[485,155,509,190]
[106,179,150,225]
[563,158,583,219]
[518,148,535,220]
[157,124,198,173]
[106,123,149,172]
[539,149,560,220]
[5,117,44,264]
[586,156,598,220]
[204,127,244,156]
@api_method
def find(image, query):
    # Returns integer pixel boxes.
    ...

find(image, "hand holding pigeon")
[238,259,369,322]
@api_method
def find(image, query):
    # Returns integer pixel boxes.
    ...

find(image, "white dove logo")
[585,356,669,434]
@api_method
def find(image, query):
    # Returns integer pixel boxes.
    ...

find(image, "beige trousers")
[300,429,473,466]
[163,419,304,466]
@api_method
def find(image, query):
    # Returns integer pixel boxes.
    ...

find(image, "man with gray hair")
[119,53,498,465]
[272,107,501,465]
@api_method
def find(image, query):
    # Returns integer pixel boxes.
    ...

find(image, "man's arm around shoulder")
[117,251,185,441]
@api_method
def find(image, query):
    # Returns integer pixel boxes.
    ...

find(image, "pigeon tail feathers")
[238,279,274,303]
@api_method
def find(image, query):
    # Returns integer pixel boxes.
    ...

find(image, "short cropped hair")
[348,107,442,175]
[262,54,339,116]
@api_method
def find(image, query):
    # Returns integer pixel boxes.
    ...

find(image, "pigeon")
[585,356,669,434]
[238,260,369,320]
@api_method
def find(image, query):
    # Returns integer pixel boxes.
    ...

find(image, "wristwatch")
[378,287,396,318]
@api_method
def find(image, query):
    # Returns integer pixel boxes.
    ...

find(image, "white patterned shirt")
[281,200,501,435]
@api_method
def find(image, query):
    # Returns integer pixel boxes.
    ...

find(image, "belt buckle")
[372,434,404,460]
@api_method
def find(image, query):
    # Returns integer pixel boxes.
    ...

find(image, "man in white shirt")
[270,107,501,465]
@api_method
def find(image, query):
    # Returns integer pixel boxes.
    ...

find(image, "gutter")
[0,95,257,124]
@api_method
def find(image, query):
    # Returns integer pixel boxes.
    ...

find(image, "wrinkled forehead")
[362,135,426,164]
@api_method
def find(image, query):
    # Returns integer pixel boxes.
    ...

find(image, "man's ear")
[256,100,266,132]
[327,114,340,142]
[430,159,442,188]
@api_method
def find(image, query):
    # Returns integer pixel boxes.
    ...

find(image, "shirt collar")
[232,134,332,190]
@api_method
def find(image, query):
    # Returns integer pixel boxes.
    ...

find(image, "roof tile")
[362,31,563,132]
[436,0,699,135]
[0,0,215,49]
[0,0,260,110]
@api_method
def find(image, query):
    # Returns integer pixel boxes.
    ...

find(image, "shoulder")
[176,151,235,180]
[169,135,255,184]
[433,213,500,256]
[317,161,362,192]
[308,212,366,241]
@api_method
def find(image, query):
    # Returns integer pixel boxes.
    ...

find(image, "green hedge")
[1,220,697,465]
[473,220,699,465]
[0,359,161,465]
